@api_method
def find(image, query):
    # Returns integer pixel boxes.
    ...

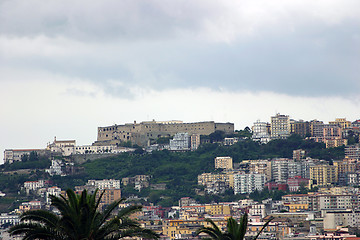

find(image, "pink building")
[287,176,309,192]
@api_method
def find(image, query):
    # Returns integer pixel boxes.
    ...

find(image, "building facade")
[214,156,233,170]
[96,120,234,146]
[234,173,266,194]
[271,114,290,139]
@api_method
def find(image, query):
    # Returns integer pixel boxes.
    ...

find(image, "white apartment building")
[170,133,190,151]
[87,179,121,190]
[271,114,290,139]
[0,213,20,226]
[252,121,271,144]
[46,186,62,204]
[23,180,46,194]
[271,158,290,183]
[317,195,355,211]
[46,159,64,176]
[270,158,314,183]
[248,204,270,218]
[323,209,360,230]
[234,173,266,194]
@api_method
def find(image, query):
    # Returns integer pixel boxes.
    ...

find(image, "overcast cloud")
[1,0,360,161]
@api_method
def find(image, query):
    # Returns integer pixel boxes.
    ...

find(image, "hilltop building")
[252,120,271,144]
[271,113,290,140]
[290,120,310,138]
[3,149,46,164]
[96,120,234,146]
[169,133,190,151]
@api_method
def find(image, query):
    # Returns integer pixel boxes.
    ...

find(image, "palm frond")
[252,216,274,240]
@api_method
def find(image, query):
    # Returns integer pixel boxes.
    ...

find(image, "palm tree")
[197,213,274,240]
[9,189,159,240]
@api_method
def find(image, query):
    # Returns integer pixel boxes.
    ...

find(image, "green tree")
[9,189,159,240]
[196,213,273,240]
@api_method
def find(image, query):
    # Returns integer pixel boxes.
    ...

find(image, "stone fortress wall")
[96,120,234,146]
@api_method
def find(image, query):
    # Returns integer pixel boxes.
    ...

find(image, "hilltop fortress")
[95,120,235,146]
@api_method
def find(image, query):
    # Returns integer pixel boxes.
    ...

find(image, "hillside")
[78,135,344,206]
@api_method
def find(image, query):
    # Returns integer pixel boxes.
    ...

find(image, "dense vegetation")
[0,134,346,208]
[80,135,344,206]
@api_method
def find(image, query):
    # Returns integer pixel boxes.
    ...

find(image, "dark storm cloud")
[1,0,359,98]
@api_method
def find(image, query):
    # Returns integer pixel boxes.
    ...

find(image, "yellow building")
[329,118,351,129]
[205,204,231,216]
[198,172,235,188]
[284,203,309,212]
[310,164,336,187]
[318,186,353,195]
[324,138,348,148]
[215,156,233,170]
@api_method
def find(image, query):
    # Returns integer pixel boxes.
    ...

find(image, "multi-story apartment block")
[197,172,235,189]
[324,209,360,230]
[310,164,337,187]
[271,158,290,183]
[323,124,342,139]
[23,180,48,194]
[288,160,302,179]
[345,144,360,161]
[324,138,348,148]
[214,156,233,170]
[248,203,271,218]
[169,133,190,151]
[247,160,272,181]
[309,120,324,138]
[87,179,121,190]
[190,134,200,150]
[329,118,352,130]
[96,120,234,146]
[282,194,309,205]
[333,161,356,185]
[291,120,310,138]
[97,188,121,209]
[204,204,231,215]
[252,121,271,144]
[234,173,266,194]
[317,194,354,211]
[271,114,290,140]
[301,158,316,179]
[313,124,348,148]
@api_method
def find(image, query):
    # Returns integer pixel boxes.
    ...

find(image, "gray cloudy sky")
[1,0,360,161]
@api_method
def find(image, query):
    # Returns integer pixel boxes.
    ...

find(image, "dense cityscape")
[1,114,360,239]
